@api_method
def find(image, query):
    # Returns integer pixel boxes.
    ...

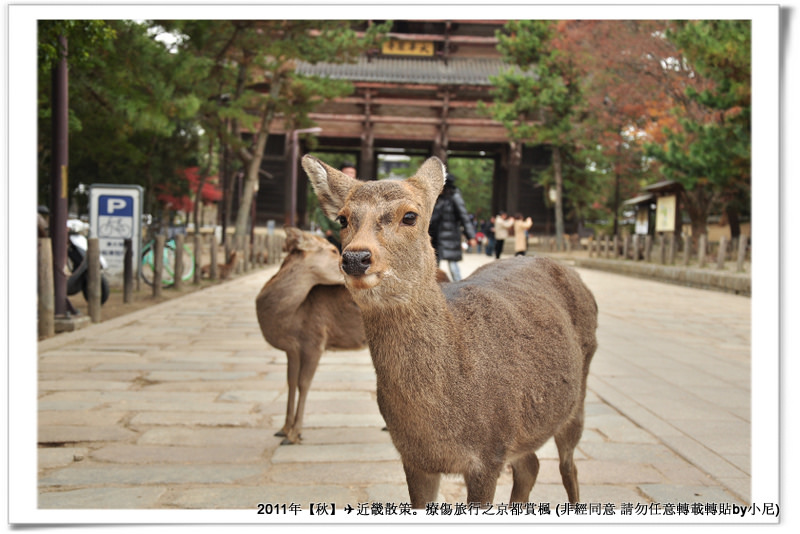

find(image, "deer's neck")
[361,279,461,384]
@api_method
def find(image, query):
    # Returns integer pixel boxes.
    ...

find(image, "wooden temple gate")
[249,20,571,234]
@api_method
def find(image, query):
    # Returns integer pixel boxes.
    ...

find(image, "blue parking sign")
[90,185,143,280]
[99,195,134,217]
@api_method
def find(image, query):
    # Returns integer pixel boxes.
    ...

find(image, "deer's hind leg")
[554,410,584,503]
[509,451,540,503]
[281,345,323,445]
[276,348,300,439]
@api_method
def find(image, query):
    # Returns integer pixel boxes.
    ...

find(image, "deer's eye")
[401,212,418,226]
[336,215,348,228]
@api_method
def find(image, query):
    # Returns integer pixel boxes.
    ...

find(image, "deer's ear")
[408,157,446,212]
[303,155,358,220]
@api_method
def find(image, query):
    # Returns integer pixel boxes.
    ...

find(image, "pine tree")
[646,21,751,240]
[487,21,585,248]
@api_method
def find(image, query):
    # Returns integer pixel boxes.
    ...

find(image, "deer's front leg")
[403,463,441,509]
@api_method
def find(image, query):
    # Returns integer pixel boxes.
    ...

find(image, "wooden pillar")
[433,90,450,164]
[38,238,55,338]
[506,141,522,215]
[360,89,375,179]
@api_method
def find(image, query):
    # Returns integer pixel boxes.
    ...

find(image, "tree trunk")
[193,136,214,231]
[725,204,741,240]
[552,146,565,250]
[233,75,283,244]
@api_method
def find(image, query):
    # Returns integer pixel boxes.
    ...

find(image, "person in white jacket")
[513,213,533,256]
[493,211,514,259]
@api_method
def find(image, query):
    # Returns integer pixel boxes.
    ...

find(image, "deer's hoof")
[274,430,287,437]
[280,435,301,446]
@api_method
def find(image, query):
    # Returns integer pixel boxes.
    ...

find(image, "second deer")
[255,227,367,444]
[304,155,598,507]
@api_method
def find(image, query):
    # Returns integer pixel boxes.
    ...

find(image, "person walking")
[429,173,476,281]
[493,211,514,259]
[482,217,495,257]
[513,213,533,256]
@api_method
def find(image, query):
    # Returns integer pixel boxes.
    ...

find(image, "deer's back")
[303,285,368,350]
[443,256,597,358]
[440,256,597,435]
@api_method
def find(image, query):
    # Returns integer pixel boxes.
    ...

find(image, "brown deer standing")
[304,155,598,507]
[255,227,367,445]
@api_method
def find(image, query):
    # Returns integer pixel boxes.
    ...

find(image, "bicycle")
[140,237,195,287]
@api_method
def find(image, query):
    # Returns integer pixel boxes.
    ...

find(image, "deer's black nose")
[341,250,371,276]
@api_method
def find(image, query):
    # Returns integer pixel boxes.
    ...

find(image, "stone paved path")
[34,251,752,516]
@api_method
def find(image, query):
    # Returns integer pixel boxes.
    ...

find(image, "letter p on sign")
[107,198,127,214]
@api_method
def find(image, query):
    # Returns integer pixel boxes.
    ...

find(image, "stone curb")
[570,258,750,296]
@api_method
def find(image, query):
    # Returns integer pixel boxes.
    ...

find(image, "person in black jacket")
[429,173,476,281]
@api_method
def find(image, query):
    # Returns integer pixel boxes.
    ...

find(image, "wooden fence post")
[698,234,707,268]
[173,233,184,290]
[644,235,653,263]
[668,233,677,265]
[38,238,55,338]
[683,233,691,266]
[716,236,728,270]
[123,238,133,304]
[737,236,748,272]
[87,237,102,323]
[153,235,164,297]
[210,234,218,280]
[193,233,202,284]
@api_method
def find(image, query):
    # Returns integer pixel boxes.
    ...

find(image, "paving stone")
[564,460,664,485]
[105,400,255,414]
[365,484,413,506]
[142,380,281,392]
[38,447,90,470]
[37,411,126,427]
[584,413,660,444]
[38,371,142,382]
[638,484,742,504]
[91,444,265,464]
[297,427,394,446]
[39,486,167,509]
[578,441,683,464]
[269,413,386,430]
[137,427,276,448]
[219,390,282,403]
[39,463,262,486]
[165,485,358,510]
[130,411,262,427]
[37,400,102,411]
[38,425,138,444]
[92,362,227,372]
[144,371,259,382]
[272,443,400,464]
[268,462,406,486]
[38,380,133,392]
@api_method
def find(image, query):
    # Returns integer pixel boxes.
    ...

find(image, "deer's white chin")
[346,273,381,290]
